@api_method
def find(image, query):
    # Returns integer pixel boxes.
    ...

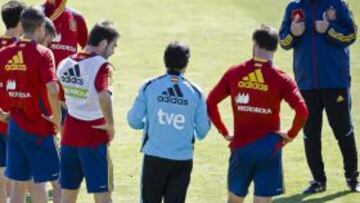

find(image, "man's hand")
[42,114,61,133]
[275,130,294,146]
[224,133,234,142]
[315,12,330,34]
[93,123,115,142]
[0,108,10,123]
[291,14,306,37]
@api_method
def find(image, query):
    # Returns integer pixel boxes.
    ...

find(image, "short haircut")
[164,41,190,70]
[252,25,279,52]
[20,7,45,34]
[88,21,119,46]
[44,17,56,37]
[1,0,26,29]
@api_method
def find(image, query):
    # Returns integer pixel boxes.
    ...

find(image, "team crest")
[171,76,179,84]
[292,9,305,21]
[69,18,77,32]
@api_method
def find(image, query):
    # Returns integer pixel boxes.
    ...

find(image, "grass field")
[1,0,360,202]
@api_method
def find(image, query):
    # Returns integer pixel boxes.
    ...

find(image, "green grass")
[2,0,360,202]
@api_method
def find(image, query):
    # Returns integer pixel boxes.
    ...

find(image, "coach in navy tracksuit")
[279,0,359,193]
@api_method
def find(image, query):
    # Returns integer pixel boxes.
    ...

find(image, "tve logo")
[157,108,186,130]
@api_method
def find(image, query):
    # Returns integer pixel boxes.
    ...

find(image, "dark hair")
[1,0,26,29]
[88,21,119,46]
[164,41,190,70]
[44,17,56,37]
[252,25,279,52]
[20,7,45,34]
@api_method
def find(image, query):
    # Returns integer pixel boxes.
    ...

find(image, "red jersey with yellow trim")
[0,39,57,136]
[43,0,88,66]
[0,36,17,135]
[207,58,308,149]
[60,52,111,147]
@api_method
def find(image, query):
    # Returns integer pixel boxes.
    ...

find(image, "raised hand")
[291,14,306,37]
[93,123,115,142]
[315,12,330,34]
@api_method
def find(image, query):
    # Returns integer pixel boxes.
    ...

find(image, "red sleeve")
[74,13,88,48]
[282,75,308,138]
[206,70,231,137]
[39,48,57,85]
[95,63,111,92]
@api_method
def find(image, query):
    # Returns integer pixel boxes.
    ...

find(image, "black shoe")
[303,181,326,194]
[347,178,360,192]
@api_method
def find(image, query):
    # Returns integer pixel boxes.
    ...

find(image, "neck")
[84,45,102,56]
[48,0,56,5]
[23,33,38,42]
[4,29,20,38]
[254,51,273,62]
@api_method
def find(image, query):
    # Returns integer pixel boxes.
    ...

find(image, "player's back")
[57,52,107,121]
[130,71,206,160]
[0,39,56,135]
[223,58,298,148]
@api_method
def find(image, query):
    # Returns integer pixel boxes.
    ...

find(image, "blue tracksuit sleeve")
[279,3,301,50]
[194,93,211,140]
[325,1,357,47]
[127,85,146,129]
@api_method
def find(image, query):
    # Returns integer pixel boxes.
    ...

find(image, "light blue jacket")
[127,70,211,160]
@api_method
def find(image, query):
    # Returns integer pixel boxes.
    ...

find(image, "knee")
[228,192,244,203]
[94,192,111,203]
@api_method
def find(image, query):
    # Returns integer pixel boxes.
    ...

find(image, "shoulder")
[271,67,296,85]
[285,0,303,10]
[67,7,86,19]
[183,79,203,99]
[36,44,54,58]
[141,74,167,92]
[289,0,302,5]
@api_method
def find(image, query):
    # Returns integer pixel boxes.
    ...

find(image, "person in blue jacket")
[279,0,359,193]
[127,41,211,203]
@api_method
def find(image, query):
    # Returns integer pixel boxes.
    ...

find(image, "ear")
[99,39,108,49]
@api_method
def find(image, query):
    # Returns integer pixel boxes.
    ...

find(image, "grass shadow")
[273,191,352,203]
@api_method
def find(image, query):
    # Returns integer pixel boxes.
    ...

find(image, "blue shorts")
[5,120,59,183]
[60,144,113,193]
[0,135,6,167]
[228,133,284,197]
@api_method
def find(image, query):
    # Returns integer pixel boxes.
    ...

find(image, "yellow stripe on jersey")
[328,28,356,43]
[49,0,67,21]
[280,34,293,47]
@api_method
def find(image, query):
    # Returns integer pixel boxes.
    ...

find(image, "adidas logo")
[60,64,84,85]
[157,84,188,106]
[238,69,268,91]
[235,93,249,104]
[5,51,27,71]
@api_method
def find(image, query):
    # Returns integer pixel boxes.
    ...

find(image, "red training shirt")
[207,58,308,149]
[0,39,57,136]
[43,0,88,66]
[43,0,88,101]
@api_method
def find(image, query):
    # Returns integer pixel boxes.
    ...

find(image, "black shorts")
[141,155,192,203]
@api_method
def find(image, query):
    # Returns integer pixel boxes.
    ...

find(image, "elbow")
[127,113,144,130]
[196,122,211,140]
[297,102,309,121]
